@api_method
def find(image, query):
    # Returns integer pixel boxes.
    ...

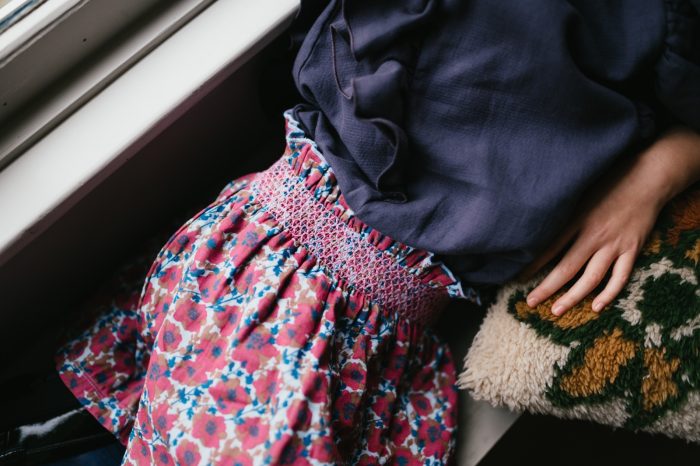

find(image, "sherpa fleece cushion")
[459,186,700,442]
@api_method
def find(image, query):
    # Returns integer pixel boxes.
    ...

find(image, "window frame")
[0,0,216,169]
[0,0,299,265]
[0,0,49,36]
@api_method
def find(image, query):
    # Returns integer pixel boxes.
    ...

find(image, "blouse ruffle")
[292,0,438,197]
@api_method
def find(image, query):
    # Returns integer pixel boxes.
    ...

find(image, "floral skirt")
[55,112,474,465]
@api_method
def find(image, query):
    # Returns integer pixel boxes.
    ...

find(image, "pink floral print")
[55,112,478,465]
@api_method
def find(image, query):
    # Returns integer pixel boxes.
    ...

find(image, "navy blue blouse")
[290,0,700,286]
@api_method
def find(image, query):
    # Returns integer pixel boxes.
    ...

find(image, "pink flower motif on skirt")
[364,423,384,455]
[158,321,183,353]
[192,412,226,449]
[340,361,366,390]
[214,448,253,466]
[300,372,328,403]
[356,453,380,466]
[389,413,410,446]
[125,435,153,466]
[175,439,202,466]
[245,326,278,357]
[235,416,270,449]
[276,306,316,348]
[394,447,424,466]
[275,325,306,349]
[309,436,336,462]
[194,233,226,265]
[409,393,433,417]
[383,344,409,381]
[88,325,116,356]
[192,336,230,372]
[195,272,232,305]
[335,391,360,426]
[240,266,267,294]
[269,434,311,466]
[212,305,242,335]
[166,231,195,256]
[370,391,394,425]
[158,265,183,293]
[65,336,88,360]
[309,335,329,360]
[232,328,278,373]
[418,419,450,458]
[172,300,206,334]
[153,444,174,466]
[170,359,210,385]
[208,378,251,414]
[151,402,178,438]
[285,399,312,431]
[147,354,172,396]
[251,369,279,405]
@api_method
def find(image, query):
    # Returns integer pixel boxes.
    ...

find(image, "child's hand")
[522,126,700,316]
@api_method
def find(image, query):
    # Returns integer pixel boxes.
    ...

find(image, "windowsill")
[0,0,216,169]
[0,0,299,266]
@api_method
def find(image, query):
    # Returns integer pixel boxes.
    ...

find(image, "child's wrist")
[640,126,700,207]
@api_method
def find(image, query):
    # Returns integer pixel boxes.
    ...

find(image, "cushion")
[458,186,700,442]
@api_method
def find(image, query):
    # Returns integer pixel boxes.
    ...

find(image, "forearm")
[526,124,700,315]
[639,126,700,210]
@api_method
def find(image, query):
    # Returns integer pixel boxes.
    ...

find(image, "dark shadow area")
[479,411,700,466]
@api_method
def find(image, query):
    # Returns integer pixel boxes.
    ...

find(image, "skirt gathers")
[55,111,475,465]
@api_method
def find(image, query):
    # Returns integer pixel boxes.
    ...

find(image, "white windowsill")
[0,0,80,61]
[0,0,216,169]
[0,0,299,266]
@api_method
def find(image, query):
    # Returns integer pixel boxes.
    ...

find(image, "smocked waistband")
[247,112,475,324]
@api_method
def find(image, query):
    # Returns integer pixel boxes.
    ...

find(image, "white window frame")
[0,0,50,36]
[0,0,222,169]
[0,0,299,265]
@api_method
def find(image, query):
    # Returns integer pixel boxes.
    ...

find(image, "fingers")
[525,237,594,309]
[591,251,635,312]
[548,248,616,316]
[528,248,636,317]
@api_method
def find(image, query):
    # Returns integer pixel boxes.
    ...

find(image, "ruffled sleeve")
[291,0,439,197]
[654,0,700,131]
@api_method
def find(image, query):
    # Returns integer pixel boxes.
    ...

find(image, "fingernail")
[526,295,537,307]
[592,301,602,312]
[552,304,563,316]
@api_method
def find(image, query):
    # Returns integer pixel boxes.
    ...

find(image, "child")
[31,0,700,464]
